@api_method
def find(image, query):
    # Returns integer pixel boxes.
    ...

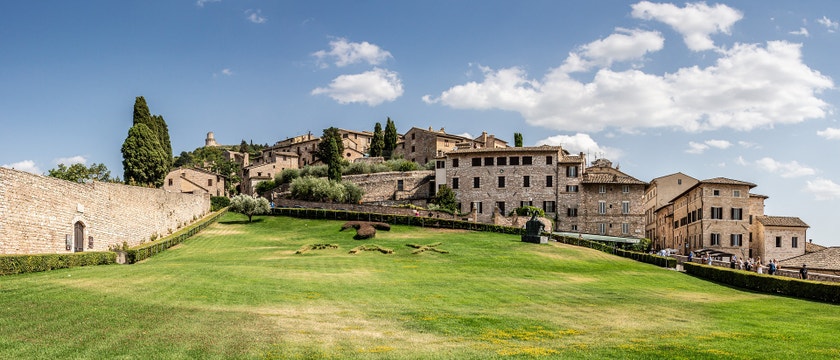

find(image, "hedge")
[549,233,676,268]
[684,262,840,304]
[0,252,116,276]
[272,207,526,235]
[122,208,227,264]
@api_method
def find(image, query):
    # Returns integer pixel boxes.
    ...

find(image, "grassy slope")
[0,213,838,359]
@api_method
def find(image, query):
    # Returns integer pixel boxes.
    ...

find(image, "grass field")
[1,212,838,359]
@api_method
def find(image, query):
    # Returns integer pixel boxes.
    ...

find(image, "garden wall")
[0,167,210,254]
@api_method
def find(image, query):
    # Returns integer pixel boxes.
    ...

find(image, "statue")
[521,212,547,244]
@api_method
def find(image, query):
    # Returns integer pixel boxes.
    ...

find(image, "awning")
[553,232,640,245]
[694,248,735,257]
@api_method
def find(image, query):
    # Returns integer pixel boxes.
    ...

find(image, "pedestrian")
[688,251,694,263]
[800,264,808,280]
[757,261,763,274]
[707,255,713,265]
[768,259,776,275]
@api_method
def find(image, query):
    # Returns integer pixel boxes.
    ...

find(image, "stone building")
[163,167,227,197]
[395,127,508,166]
[242,150,299,195]
[437,145,587,228]
[779,247,840,276]
[271,129,374,168]
[344,171,434,204]
[578,159,647,237]
[644,173,699,249]
[753,216,809,262]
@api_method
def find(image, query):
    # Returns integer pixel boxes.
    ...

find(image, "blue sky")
[2,1,840,245]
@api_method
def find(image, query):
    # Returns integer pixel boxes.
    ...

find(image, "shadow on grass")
[219,218,265,225]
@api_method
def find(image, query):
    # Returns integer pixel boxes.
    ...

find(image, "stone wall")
[0,167,210,254]
[343,171,433,203]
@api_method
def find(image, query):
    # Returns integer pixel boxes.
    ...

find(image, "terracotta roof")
[582,166,647,185]
[807,242,827,254]
[701,177,757,188]
[779,247,840,270]
[447,145,563,155]
[755,216,809,228]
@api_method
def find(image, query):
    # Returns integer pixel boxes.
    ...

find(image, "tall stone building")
[241,149,299,195]
[396,127,507,166]
[578,159,647,237]
[644,173,699,250]
[163,167,227,197]
[271,129,374,168]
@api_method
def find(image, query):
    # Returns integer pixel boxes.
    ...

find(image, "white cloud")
[1,160,41,174]
[246,9,267,24]
[221,68,232,76]
[631,1,743,51]
[805,177,840,200]
[54,156,86,165]
[817,16,839,33]
[426,40,833,133]
[561,28,664,72]
[738,141,758,149]
[536,133,623,160]
[311,68,403,106]
[313,38,392,68]
[705,139,732,149]
[196,0,220,7]
[685,141,708,154]
[755,157,816,178]
[817,127,840,140]
[789,27,810,37]
[735,156,747,166]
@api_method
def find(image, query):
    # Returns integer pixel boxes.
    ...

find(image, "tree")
[131,97,172,169]
[133,96,151,126]
[121,123,169,187]
[316,127,344,182]
[383,117,397,159]
[370,122,384,157]
[432,184,458,212]
[173,151,194,168]
[514,133,523,147]
[48,163,113,183]
[153,114,172,167]
[229,194,270,222]
[239,140,249,153]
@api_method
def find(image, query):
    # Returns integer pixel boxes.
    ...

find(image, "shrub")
[343,162,372,175]
[211,196,230,211]
[510,206,545,217]
[229,194,271,222]
[289,176,364,203]
[275,168,300,185]
[300,165,328,178]
[0,252,116,275]
[255,180,277,194]
[385,159,419,172]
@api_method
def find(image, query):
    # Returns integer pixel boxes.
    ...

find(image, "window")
[599,185,606,194]
[510,157,520,165]
[546,156,553,165]
[710,207,723,219]
[730,234,743,246]
[436,160,445,169]
[731,208,743,220]
[792,237,799,248]
[484,157,494,166]
[397,180,404,191]
[566,166,578,177]
[566,185,579,192]
[622,185,630,193]
[523,176,530,187]
[208,179,213,186]
[411,133,415,140]
[522,156,533,165]
[621,223,629,234]
[567,207,578,217]
[733,190,741,197]
[411,146,415,152]
[546,175,553,187]
[571,225,578,231]
[452,158,459,168]
[471,202,483,214]
[713,189,720,196]
[452,177,459,189]
[168,178,173,186]
[598,223,607,235]
[498,176,505,188]
[543,201,556,213]
[711,233,721,246]
[472,158,481,166]
[520,200,533,207]
[497,157,507,165]
[776,236,782,248]
[598,201,607,214]
[496,201,505,215]
[473,177,480,188]
[622,201,630,214]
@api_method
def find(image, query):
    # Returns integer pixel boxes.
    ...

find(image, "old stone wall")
[274,198,457,219]
[0,167,210,254]
[343,171,433,203]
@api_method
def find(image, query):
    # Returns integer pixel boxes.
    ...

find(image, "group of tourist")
[686,251,808,279]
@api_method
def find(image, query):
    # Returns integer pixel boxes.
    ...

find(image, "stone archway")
[74,221,85,252]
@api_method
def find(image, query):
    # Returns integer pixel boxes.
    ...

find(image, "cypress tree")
[514,132,523,147]
[153,114,172,167]
[383,117,397,160]
[326,137,342,182]
[133,96,151,126]
[121,123,169,187]
[370,122,384,157]
[316,127,345,182]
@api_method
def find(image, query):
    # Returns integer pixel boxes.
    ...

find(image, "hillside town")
[160,126,835,276]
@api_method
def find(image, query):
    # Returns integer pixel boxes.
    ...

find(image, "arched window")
[74,221,85,252]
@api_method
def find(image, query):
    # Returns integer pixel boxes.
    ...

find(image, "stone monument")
[521,213,547,244]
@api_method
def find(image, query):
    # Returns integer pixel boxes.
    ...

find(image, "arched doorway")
[74,221,85,252]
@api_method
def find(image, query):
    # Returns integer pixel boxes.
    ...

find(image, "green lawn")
[1,213,838,359]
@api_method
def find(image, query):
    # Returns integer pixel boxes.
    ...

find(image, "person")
[768,260,776,275]
[707,255,713,265]
[688,251,694,262]
[730,257,736,269]
[757,261,763,274]
[800,264,808,280]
